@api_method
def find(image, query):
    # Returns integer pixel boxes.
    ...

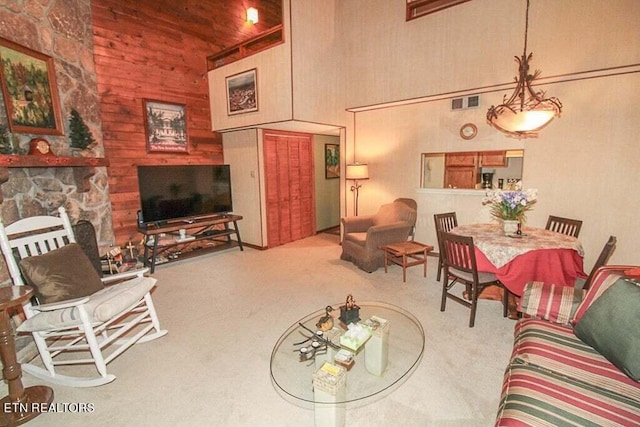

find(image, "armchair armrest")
[32,296,91,312]
[364,221,412,250]
[518,281,586,325]
[342,215,375,234]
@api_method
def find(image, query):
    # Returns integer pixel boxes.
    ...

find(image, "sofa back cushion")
[573,277,640,381]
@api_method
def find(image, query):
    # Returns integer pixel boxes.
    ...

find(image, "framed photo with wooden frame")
[226,68,258,116]
[325,143,340,179]
[0,37,64,135]
[143,99,188,153]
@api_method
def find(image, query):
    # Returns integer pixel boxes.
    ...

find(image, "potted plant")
[482,187,537,234]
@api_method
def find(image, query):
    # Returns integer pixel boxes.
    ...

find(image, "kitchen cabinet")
[480,151,507,167]
[444,152,478,189]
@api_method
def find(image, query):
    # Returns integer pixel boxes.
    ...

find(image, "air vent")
[451,94,480,110]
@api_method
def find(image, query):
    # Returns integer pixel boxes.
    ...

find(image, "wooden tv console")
[138,214,243,273]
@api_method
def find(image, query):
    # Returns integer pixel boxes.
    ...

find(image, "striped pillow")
[518,281,584,325]
[572,266,627,325]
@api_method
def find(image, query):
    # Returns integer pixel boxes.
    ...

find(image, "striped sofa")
[496,266,640,426]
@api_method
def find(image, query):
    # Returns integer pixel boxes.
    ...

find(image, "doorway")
[263,130,316,247]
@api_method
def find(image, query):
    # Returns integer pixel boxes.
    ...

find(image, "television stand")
[138,214,243,273]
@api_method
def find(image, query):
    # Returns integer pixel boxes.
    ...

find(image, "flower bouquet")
[482,188,538,232]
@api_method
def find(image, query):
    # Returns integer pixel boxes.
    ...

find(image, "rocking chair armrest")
[101,267,149,285]
[32,296,91,312]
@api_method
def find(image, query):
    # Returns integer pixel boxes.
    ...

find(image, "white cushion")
[18,277,157,332]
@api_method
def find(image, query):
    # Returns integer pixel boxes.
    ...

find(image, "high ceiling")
[147,0,283,54]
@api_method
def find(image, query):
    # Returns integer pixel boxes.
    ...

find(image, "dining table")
[450,223,587,297]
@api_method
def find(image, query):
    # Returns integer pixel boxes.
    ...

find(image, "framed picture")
[144,99,188,153]
[226,68,258,115]
[325,143,340,179]
[0,37,63,135]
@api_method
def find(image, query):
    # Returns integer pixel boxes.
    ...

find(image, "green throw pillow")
[19,243,104,305]
[573,278,640,381]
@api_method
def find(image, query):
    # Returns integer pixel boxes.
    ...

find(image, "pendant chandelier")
[487,0,562,138]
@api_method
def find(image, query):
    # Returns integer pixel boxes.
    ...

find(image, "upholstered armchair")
[340,198,417,272]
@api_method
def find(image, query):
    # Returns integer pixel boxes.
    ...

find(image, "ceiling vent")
[451,95,480,111]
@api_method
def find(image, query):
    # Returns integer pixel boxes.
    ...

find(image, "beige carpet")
[9,233,515,426]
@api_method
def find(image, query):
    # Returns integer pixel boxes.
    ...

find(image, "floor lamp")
[346,163,369,216]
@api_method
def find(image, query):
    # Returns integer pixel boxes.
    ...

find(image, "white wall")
[314,135,340,231]
[338,0,640,268]
[221,129,264,247]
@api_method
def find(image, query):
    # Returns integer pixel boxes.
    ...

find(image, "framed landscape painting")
[144,100,188,153]
[325,143,339,179]
[0,37,63,135]
[226,68,258,115]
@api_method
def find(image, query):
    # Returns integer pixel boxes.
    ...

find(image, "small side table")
[0,286,53,426]
[381,241,434,282]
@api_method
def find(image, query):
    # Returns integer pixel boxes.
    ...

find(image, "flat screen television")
[137,165,233,225]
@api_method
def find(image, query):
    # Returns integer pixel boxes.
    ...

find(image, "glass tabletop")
[270,301,425,405]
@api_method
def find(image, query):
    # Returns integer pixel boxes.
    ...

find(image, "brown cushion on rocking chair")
[19,243,104,304]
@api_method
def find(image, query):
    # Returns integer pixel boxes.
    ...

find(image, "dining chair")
[545,215,583,238]
[440,231,508,327]
[434,212,458,282]
[577,235,617,290]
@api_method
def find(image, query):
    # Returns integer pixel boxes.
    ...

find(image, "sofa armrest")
[518,281,586,325]
[364,221,412,250]
[341,215,375,234]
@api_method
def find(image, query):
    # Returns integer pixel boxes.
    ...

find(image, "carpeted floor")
[10,233,515,426]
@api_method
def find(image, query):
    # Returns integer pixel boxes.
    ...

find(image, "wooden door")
[264,131,315,247]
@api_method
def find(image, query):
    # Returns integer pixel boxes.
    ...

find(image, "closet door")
[264,131,315,247]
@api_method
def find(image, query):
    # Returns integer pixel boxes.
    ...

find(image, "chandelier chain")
[523,0,530,57]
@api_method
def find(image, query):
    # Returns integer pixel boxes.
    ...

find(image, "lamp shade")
[346,163,369,180]
[247,7,259,24]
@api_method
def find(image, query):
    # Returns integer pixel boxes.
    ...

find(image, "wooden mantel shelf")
[0,155,110,202]
[0,155,109,168]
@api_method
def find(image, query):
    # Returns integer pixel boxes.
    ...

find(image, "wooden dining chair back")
[545,215,583,238]
[579,235,617,290]
[440,232,508,327]
[434,212,458,282]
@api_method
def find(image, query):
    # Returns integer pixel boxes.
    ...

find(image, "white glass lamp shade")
[247,7,259,24]
[490,109,557,135]
[346,164,369,180]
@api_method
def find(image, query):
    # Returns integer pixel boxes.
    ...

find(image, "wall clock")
[28,138,54,156]
[460,123,478,140]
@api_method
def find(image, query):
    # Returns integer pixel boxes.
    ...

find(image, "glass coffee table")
[270,301,425,407]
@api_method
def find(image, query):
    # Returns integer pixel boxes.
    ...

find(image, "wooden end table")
[0,286,53,426]
[381,241,434,282]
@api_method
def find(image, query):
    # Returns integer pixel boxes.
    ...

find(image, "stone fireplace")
[0,0,114,286]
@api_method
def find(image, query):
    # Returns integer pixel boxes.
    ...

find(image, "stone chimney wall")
[0,0,113,286]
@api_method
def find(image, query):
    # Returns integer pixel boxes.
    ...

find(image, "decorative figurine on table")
[316,306,334,332]
[339,294,360,325]
[294,322,340,364]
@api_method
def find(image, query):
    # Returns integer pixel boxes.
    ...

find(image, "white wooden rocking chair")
[0,207,167,387]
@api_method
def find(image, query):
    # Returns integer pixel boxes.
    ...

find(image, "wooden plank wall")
[91,0,281,246]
